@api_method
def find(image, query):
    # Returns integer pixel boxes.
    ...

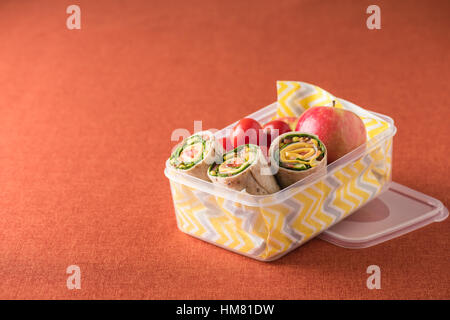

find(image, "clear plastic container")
[164,100,446,261]
[319,182,448,248]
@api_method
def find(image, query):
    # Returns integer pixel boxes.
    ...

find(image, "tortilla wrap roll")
[168,131,221,182]
[208,144,280,195]
[269,132,327,189]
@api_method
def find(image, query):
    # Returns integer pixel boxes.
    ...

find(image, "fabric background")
[0,0,448,299]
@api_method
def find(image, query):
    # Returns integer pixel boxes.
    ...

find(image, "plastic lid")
[319,182,449,249]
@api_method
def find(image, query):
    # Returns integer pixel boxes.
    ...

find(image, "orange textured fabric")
[0,0,449,299]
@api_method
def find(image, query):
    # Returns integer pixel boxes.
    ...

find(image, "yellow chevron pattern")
[275,81,388,140]
[167,82,394,261]
[169,136,393,261]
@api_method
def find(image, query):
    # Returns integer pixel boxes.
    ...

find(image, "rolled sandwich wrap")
[168,131,220,182]
[208,144,280,195]
[269,132,327,189]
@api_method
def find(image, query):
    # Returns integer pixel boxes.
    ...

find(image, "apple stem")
[332,100,336,107]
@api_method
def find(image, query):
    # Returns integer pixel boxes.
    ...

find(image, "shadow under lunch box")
[164,100,448,261]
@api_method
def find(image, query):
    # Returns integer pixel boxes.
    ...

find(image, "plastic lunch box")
[164,100,448,261]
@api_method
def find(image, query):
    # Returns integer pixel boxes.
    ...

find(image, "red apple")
[277,116,299,131]
[295,106,367,163]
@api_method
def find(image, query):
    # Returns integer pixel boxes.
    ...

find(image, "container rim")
[165,99,397,206]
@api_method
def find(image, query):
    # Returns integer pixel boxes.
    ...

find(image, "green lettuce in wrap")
[208,144,279,195]
[168,131,220,181]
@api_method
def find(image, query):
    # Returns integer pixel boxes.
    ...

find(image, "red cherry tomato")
[263,120,291,145]
[277,116,299,131]
[231,118,264,148]
[219,136,233,152]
